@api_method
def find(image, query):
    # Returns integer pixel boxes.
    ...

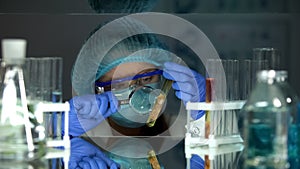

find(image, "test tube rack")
[185,100,246,169]
[185,100,245,147]
[185,142,244,169]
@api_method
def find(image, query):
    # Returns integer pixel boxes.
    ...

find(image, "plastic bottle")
[241,70,299,169]
[0,39,46,168]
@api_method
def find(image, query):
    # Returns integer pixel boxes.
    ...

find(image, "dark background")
[0,0,299,101]
[0,0,299,168]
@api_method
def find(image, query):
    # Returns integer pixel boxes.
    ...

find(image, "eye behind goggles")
[95,69,163,94]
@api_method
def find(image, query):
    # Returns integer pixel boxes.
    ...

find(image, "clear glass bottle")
[0,39,46,168]
[241,70,299,169]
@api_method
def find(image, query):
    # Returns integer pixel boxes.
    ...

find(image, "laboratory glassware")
[253,47,281,70]
[239,59,268,100]
[24,57,63,140]
[222,59,240,136]
[0,39,47,167]
[185,58,245,168]
[241,70,299,169]
[291,103,300,168]
[23,57,65,168]
[148,150,162,169]
[279,72,300,169]
[185,143,244,169]
[146,79,173,127]
[95,68,173,127]
[146,57,182,127]
[203,59,242,138]
[239,59,252,100]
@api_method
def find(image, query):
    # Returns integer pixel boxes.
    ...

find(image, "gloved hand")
[69,137,120,169]
[62,91,118,137]
[190,154,205,169]
[163,62,206,120]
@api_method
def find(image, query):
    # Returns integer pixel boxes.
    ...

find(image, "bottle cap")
[1,38,27,65]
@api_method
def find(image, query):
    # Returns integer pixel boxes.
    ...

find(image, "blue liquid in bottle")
[288,124,300,169]
[245,107,288,169]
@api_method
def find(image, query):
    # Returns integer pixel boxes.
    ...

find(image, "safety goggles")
[95,69,163,93]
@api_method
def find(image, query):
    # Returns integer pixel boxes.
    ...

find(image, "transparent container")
[0,39,47,168]
[253,48,281,70]
[241,70,299,169]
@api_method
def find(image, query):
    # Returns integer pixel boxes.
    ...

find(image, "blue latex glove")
[163,62,206,120]
[69,137,120,169]
[62,91,118,137]
[190,154,205,169]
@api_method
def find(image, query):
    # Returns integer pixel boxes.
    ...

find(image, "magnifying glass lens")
[129,87,160,114]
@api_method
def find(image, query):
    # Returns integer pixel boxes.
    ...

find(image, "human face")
[95,62,163,128]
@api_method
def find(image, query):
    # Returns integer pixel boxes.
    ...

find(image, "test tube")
[223,59,231,136]
[146,57,183,127]
[240,59,252,100]
[253,48,280,70]
[49,57,63,140]
[205,155,211,169]
[51,57,63,103]
[148,150,161,169]
[232,59,240,134]
[146,79,173,127]
[205,78,214,138]
[224,59,241,135]
[206,59,222,137]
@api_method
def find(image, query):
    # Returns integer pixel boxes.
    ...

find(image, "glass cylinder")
[241,70,299,169]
